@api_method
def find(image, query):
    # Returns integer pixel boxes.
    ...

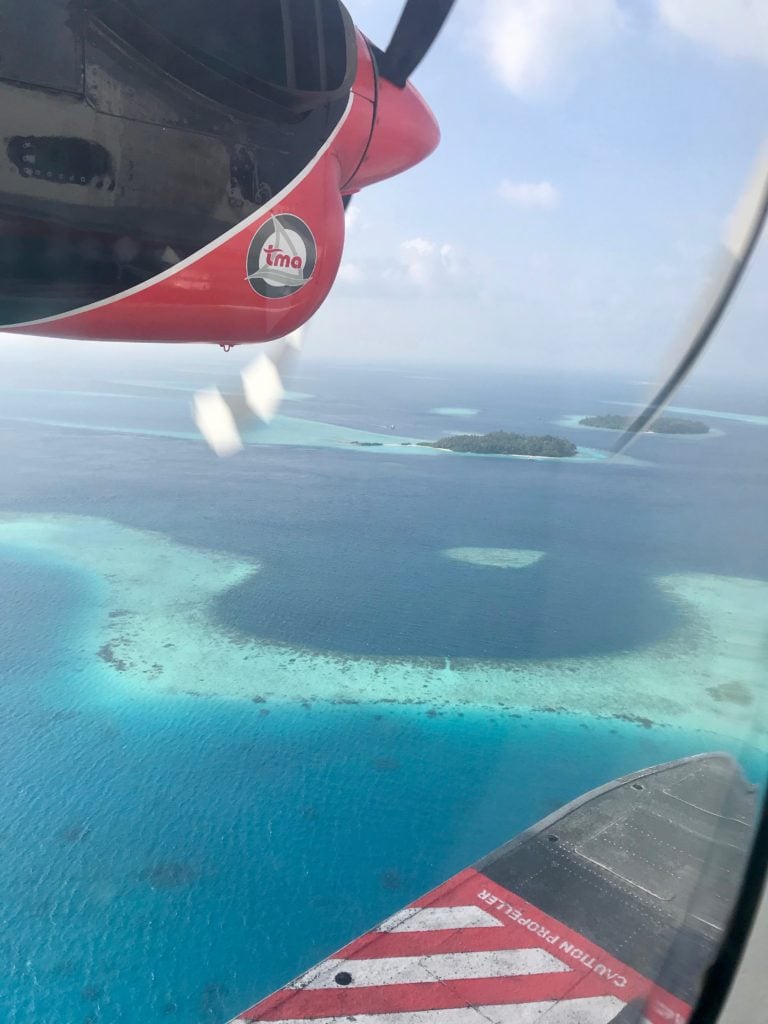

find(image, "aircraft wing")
[231,754,755,1024]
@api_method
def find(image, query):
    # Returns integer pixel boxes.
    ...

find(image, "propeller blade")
[193,329,303,456]
[377,0,456,87]
[241,353,285,423]
[192,388,244,458]
[613,144,768,455]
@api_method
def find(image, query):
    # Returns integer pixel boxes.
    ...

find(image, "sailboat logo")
[246,214,317,299]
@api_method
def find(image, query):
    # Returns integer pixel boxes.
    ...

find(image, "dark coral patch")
[613,712,654,730]
[57,823,90,845]
[138,862,199,889]
[97,642,128,672]
[706,681,754,707]
[200,982,228,1017]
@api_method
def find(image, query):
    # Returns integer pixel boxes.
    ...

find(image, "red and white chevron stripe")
[231,869,692,1024]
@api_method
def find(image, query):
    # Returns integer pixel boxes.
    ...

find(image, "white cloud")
[327,236,468,298]
[499,179,560,209]
[657,0,768,64]
[337,262,366,285]
[399,238,462,289]
[344,204,363,232]
[473,0,624,97]
[438,243,462,277]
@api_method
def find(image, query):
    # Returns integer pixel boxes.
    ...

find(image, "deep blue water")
[0,361,767,1023]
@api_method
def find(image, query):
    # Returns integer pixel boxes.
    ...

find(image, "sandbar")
[444,547,545,569]
[429,408,480,417]
[0,514,764,748]
[0,403,620,463]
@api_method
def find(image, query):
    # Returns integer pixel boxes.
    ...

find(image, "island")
[421,431,578,457]
[579,414,709,435]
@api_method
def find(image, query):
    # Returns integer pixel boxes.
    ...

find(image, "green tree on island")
[579,415,709,435]
[422,431,578,457]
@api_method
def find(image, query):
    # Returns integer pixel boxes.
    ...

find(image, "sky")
[1,0,767,379]
[317,0,768,377]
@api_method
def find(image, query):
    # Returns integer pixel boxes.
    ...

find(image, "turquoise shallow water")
[0,362,767,1023]
[1,550,762,1024]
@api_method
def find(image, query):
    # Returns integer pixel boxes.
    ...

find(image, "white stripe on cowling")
[231,994,626,1024]
[292,948,570,989]
[378,906,504,933]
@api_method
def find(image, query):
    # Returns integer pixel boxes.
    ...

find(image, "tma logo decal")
[246,214,317,299]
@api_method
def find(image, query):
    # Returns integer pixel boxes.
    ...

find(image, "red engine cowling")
[0,1,440,347]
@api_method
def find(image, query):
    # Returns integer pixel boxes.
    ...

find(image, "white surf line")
[378,906,503,932]
[292,949,570,989]
[233,995,627,1024]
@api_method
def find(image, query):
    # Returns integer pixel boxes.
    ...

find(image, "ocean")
[0,356,766,1023]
